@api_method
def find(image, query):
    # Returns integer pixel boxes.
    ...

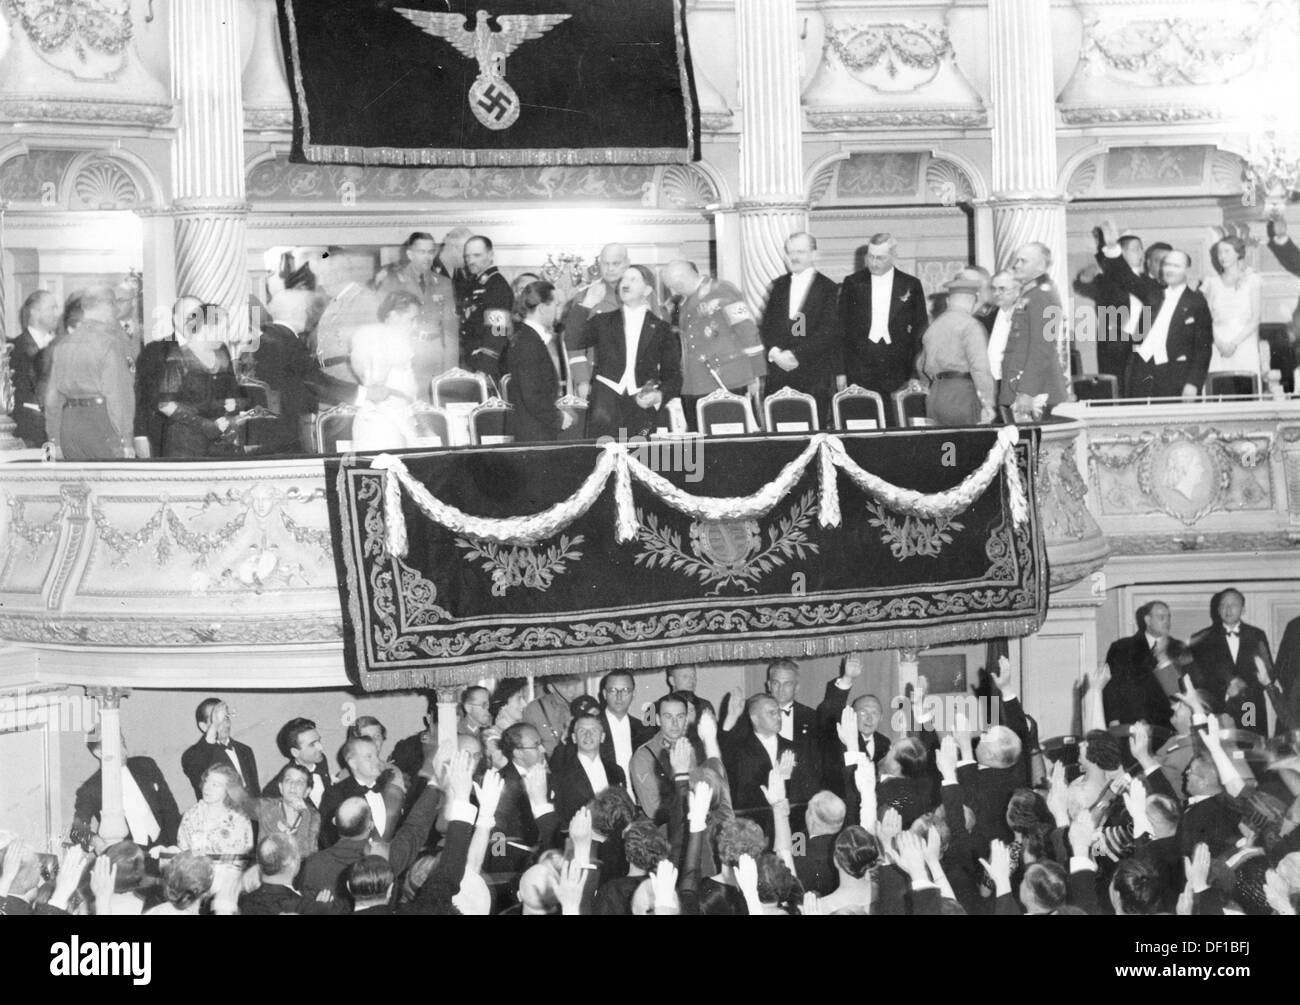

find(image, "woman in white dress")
[1202,236,1267,381]
[349,291,421,450]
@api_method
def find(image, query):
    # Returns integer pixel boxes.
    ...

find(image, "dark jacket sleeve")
[1268,236,1300,278]
[1068,865,1103,915]
[388,783,443,877]
[509,334,561,437]
[1186,293,1214,392]
[1099,251,1150,303]
[656,320,683,401]
[403,818,473,914]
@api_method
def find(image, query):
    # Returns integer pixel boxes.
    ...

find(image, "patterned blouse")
[177,804,254,859]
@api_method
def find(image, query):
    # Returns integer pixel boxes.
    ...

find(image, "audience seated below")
[5,607,1300,916]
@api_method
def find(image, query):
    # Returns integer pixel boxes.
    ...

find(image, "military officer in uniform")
[915,276,996,427]
[460,235,514,383]
[373,232,459,402]
[998,242,1068,423]
[560,242,632,396]
[662,260,766,430]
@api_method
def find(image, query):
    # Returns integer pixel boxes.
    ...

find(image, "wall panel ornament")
[803,12,985,131]
[1065,146,1245,200]
[1059,1,1295,126]
[246,154,657,205]
[71,157,140,210]
[806,152,975,208]
[0,0,170,125]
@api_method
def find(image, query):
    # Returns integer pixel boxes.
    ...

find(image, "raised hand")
[978,839,1012,892]
[89,855,118,912]
[447,749,475,804]
[777,749,796,781]
[992,655,1014,694]
[878,807,903,848]
[760,765,787,807]
[52,845,90,905]
[735,853,759,902]
[922,824,943,867]
[1175,884,1194,917]
[1255,655,1273,689]
[801,891,823,916]
[555,858,587,916]
[1124,776,1150,837]
[522,763,550,810]
[936,734,959,782]
[837,707,859,753]
[1100,218,1120,248]
[471,769,504,825]
[842,654,864,680]
[1179,674,1205,716]
[687,780,713,832]
[569,806,594,845]
[669,736,693,776]
[650,859,679,914]
[893,831,931,884]
[696,710,718,746]
[1264,868,1297,916]
[1047,761,1070,825]
[1184,842,1212,891]
[1083,661,1111,692]
[0,837,28,890]
[722,687,745,730]
[1130,720,1151,760]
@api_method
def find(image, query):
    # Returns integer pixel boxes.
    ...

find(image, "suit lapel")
[633,314,657,376]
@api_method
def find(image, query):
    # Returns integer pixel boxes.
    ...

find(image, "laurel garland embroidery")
[865,500,963,560]
[455,534,585,597]
[634,490,820,596]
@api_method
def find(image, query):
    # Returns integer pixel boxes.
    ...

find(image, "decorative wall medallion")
[823,22,953,91]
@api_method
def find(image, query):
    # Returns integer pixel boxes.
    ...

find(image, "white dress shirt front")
[868,270,895,344]
[578,751,610,796]
[120,767,161,845]
[605,711,634,779]
[788,268,815,320]
[988,308,1012,380]
[758,732,779,770]
[1136,285,1185,366]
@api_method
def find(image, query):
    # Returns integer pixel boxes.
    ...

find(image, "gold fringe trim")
[354,615,1045,690]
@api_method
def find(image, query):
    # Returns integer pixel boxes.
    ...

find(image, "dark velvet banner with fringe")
[278,0,699,167]
[325,429,1047,690]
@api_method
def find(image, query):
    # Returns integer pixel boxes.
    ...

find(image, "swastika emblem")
[470,77,520,130]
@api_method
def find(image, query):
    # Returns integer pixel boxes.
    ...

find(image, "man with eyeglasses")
[599,672,654,789]
[550,714,626,824]
[488,723,561,877]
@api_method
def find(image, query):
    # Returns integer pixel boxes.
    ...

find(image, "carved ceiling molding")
[0,96,172,126]
[806,106,987,130]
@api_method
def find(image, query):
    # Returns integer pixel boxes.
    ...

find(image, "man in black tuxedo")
[317,736,404,848]
[549,713,627,824]
[598,671,654,789]
[1177,754,1239,858]
[180,697,260,800]
[1274,614,1300,727]
[816,655,890,795]
[506,280,572,442]
[1099,226,1211,399]
[8,289,61,447]
[1075,230,1150,391]
[1103,601,1184,729]
[727,659,821,801]
[1188,588,1275,731]
[73,733,181,850]
[263,717,333,812]
[487,723,561,876]
[1266,214,1300,279]
[721,694,798,836]
[570,265,683,440]
[760,231,843,427]
[838,233,928,403]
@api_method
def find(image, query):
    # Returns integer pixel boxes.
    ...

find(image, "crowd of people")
[3,600,1300,915]
[11,212,1292,461]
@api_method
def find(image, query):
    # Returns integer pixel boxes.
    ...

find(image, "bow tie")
[781,707,793,716]
[359,784,378,794]
[1224,627,1239,637]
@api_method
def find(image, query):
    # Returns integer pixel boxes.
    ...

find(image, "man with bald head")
[759,232,843,427]
[662,259,766,429]
[838,233,928,403]
[1099,223,1212,400]
[562,243,632,393]
[997,242,1068,421]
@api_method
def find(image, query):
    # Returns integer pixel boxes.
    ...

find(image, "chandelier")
[1244,127,1300,212]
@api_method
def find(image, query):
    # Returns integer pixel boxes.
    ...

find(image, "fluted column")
[987,0,1070,368]
[172,0,250,340]
[89,688,131,844]
[735,0,807,312]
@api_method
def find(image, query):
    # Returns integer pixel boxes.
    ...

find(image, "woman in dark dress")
[156,304,242,459]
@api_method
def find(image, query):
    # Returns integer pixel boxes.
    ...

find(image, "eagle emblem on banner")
[396,8,571,131]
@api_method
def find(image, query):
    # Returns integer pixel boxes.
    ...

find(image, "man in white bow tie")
[838,233,928,402]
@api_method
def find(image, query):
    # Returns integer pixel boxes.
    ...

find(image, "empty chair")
[891,381,932,428]
[1070,373,1119,401]
[469,397,514,445]
[832,384,886,432]
[555,393,588,442]
[410,404,451,447]
[431,367,489,409]
[314,403,358,453]
[762,386,818,433]
[498,373,512,404]
[1203,371,1261,399]
[696,388,759,436]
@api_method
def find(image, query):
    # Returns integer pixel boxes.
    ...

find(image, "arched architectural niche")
[804,147,987,208]
[656,161,731,211]
[0,142,164,211]
[1061,142,1247,201]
